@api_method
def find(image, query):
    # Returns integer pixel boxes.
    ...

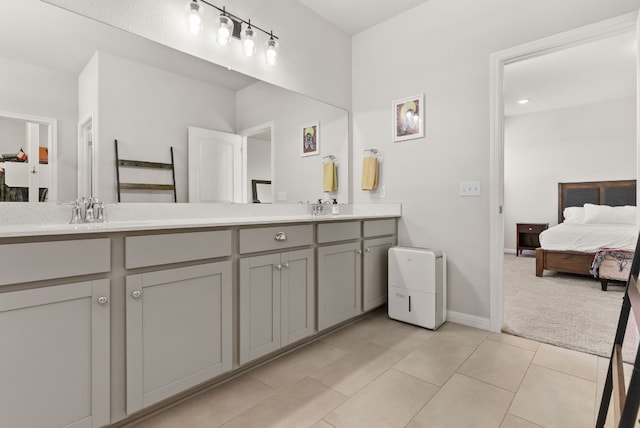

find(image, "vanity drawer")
[0,238,110,285]
[126,230,231,269]
[317,221,361,243]
[363,219,396,238]
[239,224,313,254]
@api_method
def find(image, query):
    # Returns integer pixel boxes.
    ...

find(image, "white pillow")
[583,203,636,225]
[563,206,585,224]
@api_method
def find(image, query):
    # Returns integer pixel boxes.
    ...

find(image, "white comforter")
[539,223,638,252]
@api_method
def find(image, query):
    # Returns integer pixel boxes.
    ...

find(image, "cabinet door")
[317,241,362,331]
[0,280,110,428]
[363,236,396,311]
[281,248,314,345]
[126,261,232,414]
[239,253,282,364]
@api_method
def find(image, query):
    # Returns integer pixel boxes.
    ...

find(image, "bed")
[535,180,637,280]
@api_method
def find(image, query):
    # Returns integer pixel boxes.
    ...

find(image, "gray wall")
[0,57,78,201]
[351,0,640,321]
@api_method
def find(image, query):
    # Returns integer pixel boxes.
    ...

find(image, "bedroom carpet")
[503,253,637,360]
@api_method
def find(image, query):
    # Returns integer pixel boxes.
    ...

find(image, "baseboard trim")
[446,310,491,331]
[504,248,516,255]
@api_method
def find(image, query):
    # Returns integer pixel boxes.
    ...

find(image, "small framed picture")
[301,122,320,157]
[393,94,424,142]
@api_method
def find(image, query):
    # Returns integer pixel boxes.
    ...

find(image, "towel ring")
[323,154,336,163]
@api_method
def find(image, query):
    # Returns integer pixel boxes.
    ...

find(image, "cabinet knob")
[275,232,287,241]
[366,248,371,252]
[274,264,282,270]
[356,249,362,254]
[131,290,142,299]
[283,263,289,268]
[528,227,533,231]
[97,296,108,305]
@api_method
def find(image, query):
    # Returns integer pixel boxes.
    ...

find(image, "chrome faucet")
[70,197,106,224]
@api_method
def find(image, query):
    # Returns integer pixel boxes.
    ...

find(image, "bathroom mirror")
[0,0,349,204]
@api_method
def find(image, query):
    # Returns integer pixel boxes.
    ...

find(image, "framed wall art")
[393,94,424,142]
[301,121,320,157]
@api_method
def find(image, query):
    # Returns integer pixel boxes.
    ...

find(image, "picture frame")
[393,94,424,142]
[301,121,320,157]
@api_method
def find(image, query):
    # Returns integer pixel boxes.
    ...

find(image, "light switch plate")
[459,181,480,196]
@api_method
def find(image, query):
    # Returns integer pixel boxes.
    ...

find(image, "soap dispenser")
[331,199,339,215]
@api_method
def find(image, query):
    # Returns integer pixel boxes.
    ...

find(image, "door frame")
[488,12,638,332]
[239,121,274,204]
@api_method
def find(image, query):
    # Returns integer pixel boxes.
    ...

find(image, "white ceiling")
[504,32,636,117]
[296,0,431,35]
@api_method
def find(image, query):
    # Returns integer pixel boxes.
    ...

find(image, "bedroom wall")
[0,56,78,201]
[503,96,637,251]
[352,0,640,323]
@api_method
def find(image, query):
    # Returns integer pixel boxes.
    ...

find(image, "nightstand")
[516,223,549,256]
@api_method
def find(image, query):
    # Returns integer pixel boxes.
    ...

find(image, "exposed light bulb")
[242,26,256,57]
[186,0,202,34]
[266,37,278,66]
[217,14,232,46]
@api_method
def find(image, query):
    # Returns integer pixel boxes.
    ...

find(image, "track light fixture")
[185,0,280,65]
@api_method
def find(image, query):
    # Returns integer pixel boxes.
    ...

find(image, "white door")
[188,127,244,203]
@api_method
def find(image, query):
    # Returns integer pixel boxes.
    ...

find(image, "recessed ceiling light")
[517,98,530,105]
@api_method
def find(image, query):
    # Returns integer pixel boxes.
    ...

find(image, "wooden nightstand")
[516,223,549,256]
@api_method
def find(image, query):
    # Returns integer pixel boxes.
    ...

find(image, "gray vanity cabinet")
[125,261,232,414]
[317,241,363,331]
[239,248,314,364]
[362,236,396,311]
[0,279,111,428]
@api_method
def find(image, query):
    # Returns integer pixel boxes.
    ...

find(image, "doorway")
[239,122,274,204]
[489,13,638,332]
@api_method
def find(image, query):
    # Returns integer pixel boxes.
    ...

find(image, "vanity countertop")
[0,203,401,238]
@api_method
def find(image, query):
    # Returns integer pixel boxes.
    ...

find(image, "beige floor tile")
[406,373,513,428]
[320,314,391,351]
[324,368,439,428]
[458,340,534,392]
[220,377,346,428]
[532,343,598,381]
[488,332,540,352]
[133,376,276,428]
[394,336,475,386]
[311,420,336,428]
[249,341,348,390]
[500,414,542,428]
[309,342,404,397]
[368,319,435,355]
[435,321,490,346]
[509,364,596,428]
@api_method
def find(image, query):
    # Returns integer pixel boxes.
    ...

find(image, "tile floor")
[133,310,628,428]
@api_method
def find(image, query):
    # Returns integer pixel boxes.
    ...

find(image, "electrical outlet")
[459,181,481,196]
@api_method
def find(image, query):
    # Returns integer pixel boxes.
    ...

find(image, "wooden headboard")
[558,180,637,223]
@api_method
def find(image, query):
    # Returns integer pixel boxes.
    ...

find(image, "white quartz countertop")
[0,203,401,238]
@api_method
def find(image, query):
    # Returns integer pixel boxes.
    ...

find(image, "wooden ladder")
[115,139,177,202]
[597,232,640,426]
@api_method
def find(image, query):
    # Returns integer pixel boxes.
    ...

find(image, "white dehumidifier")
[388,247,446,330]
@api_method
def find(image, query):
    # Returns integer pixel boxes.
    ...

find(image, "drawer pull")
[131,290,142,299]
[528,227,533,231]
[275,232,287,241]
[97,296,108,305]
